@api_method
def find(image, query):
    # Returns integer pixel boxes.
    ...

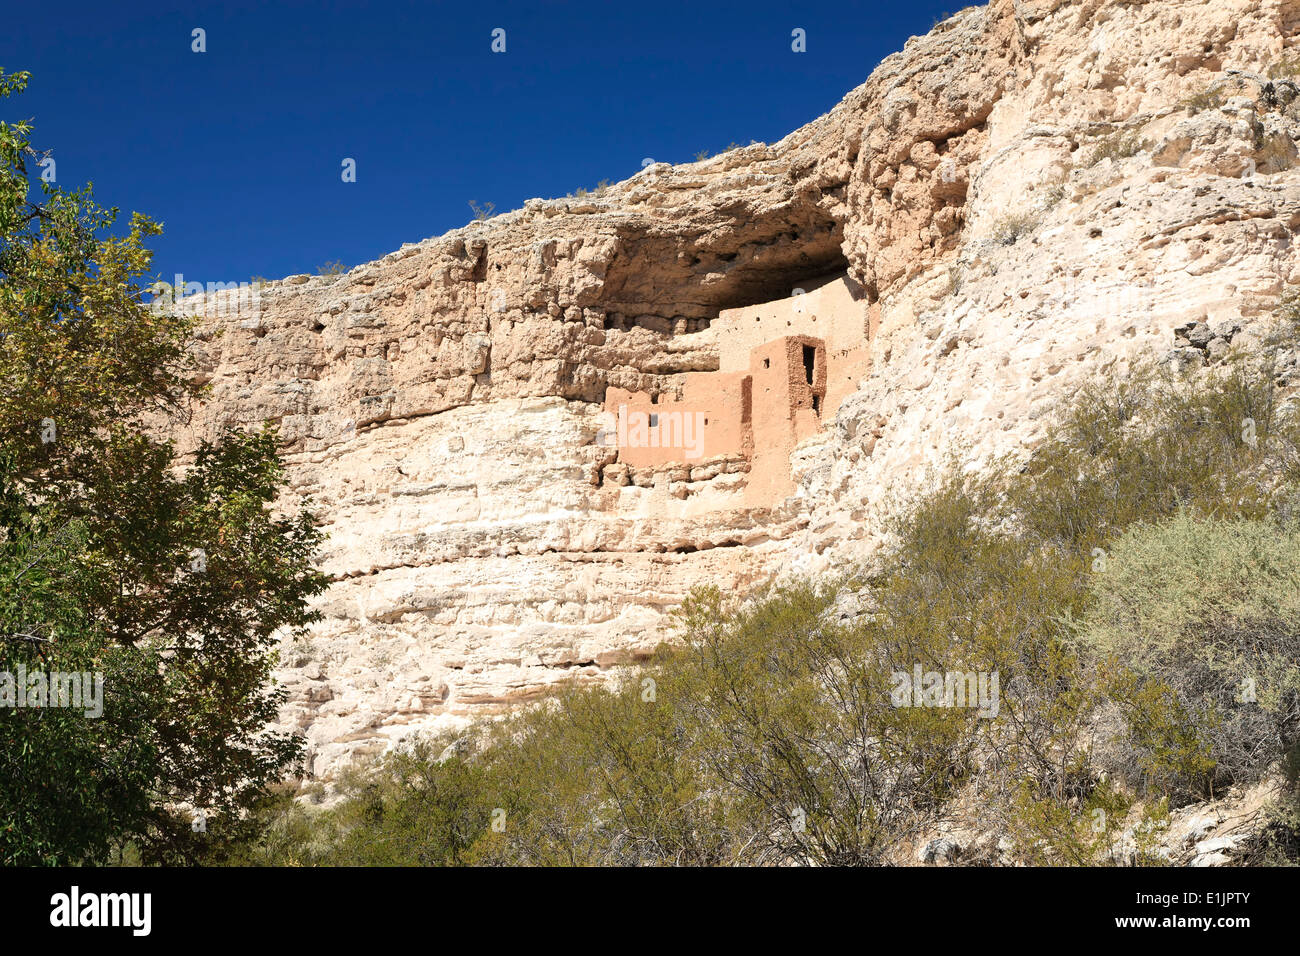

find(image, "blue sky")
[3,0,966,286]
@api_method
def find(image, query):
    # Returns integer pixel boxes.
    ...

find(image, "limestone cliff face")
[170,0,1300,777]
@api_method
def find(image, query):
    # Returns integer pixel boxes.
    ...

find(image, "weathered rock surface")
[167,0,1300,780]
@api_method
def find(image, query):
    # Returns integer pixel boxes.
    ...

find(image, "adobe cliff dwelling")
[602,272,873,507]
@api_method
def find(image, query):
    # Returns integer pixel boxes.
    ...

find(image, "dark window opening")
[812,395,822,416]
[802,345,816,386]
[763,358,771,368]
[649,413,659,427]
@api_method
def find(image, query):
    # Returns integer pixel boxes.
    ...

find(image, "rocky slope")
[169,0,1300,782]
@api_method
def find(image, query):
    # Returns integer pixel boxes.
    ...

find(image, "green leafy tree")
[0,70,329,865]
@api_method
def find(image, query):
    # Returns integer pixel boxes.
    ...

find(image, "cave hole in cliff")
[599,203,852,328]
[695,237,851,319]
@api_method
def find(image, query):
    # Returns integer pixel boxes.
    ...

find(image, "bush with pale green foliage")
[1076,513,1300,799]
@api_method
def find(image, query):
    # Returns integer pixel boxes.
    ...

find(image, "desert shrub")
[192,783,333,866]
[1180,85,1227,113]
[875,470,1107,856]
[665,581,986,865]
[1075,513,1300,800]
[900,336,1300,852]
[1277,290,1300,345]
[317,260,347,276]
[999,351,1297,555]
[332,742,502,865]
[469,668,733,866]
[991,211,1040,245]
[1241,795,1300,864]
[1240,742,1300,863]
[1040,180,1067,209]
[225,737,503,866]
[946,262,963,297]
[471,579,991,866]
[1006,777,1134,866]
[985,338,1300,816]
[1081,130,1152,167]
